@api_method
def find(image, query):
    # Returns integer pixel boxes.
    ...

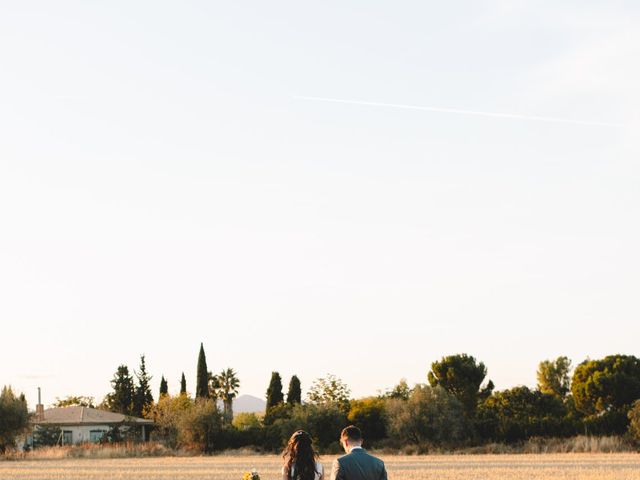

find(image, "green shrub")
[178,399,222,452]
[151,395,222,452]
[33,426,62,447]
[233,412,262,431]
[286,403,347,451]
[348,397,388,446]
[477,386,572,443]
[627,400,640,441]
[386,385,469,447]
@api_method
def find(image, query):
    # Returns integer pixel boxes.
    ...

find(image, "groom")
[329,426,388,480]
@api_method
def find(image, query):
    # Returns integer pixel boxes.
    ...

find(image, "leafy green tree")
[180,398,223,452]
[53,395,95,408]
[196,343,210,399]
[287,375,302,405]
[104,365,135,415]
[233,412,262,431]
[211,368,240,424]
[0,386,29,453]
[571,355,640,416]
[159,376,168,397]
[306,374,351,412]
[263,402,292,426]
[386,385,469,447]
[428,354,493,417]
[383,379,411,400]
[180,372,187,395]
[151,393,193,448]
[537,356,572,399]
[629,400,640,442]
[134,354,154,417]
[266,372,284,411]
[476,386,571,442]
[348,397,387,444]
[279,403,348,451]
[151,394,222,452]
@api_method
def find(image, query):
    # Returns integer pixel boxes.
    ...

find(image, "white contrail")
[295,95,625,128]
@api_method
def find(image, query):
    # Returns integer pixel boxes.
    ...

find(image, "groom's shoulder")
[363,450,385,470]
[364,450,385,465]
[337,449,384,465]
[335,451,355,465]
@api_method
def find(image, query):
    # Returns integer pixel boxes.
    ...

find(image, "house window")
[89,430,106,443]
[62,431,73,445]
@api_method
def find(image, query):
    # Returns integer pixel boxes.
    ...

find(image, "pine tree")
[196,343,210,399]
[159,376,168,397]
[133,355,154,417]
[266,371,284,411]
[180,372,187,395]
[428,354,491,417]
[105,365,135,415]
[537,356,572,399]
[287,375,302,405]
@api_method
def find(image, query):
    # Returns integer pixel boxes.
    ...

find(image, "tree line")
[92,349,640,452]
[2,347,640,453]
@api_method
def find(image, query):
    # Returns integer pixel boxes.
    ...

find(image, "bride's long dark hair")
[282,430,319,480]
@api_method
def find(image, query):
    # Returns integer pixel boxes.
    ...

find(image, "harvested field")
[2,453,640,479]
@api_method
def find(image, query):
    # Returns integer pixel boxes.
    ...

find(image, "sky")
[1,1,639,408]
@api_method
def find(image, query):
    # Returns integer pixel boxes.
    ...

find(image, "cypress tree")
[196,343,210,399]
[266,371,284,411]
[180,372,187,395]
[133,354,154,417]
[287,375,302,405]
[159,376,168,397]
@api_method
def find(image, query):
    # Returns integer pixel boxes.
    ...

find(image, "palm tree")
[212,368,240,423]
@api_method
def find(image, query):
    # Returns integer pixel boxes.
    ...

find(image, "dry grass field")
[2,453,640,480]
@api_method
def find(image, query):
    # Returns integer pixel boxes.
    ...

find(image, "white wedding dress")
[283,461,324,480]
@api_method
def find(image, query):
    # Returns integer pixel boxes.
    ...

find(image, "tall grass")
[522,435,632,454]
[3,435,636,461]
[4,442,178,461]
[458,436,635,455]
[378,435,637,455]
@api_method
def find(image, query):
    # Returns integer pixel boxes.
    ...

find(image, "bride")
[281,430,324,480]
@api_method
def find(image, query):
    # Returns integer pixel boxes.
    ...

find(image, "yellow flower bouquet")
[242,469,260,480]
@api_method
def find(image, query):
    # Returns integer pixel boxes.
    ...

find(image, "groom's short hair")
[341,425,363,442]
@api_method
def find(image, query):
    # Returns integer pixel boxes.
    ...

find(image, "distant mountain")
[216,394,266,414]
[234,394,266,414]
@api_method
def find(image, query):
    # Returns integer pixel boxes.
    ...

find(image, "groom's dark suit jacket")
[330,448,388,480]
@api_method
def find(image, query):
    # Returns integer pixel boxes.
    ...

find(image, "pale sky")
[1,1,639,408]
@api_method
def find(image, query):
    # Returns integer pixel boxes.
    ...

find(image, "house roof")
[34,406,153,426]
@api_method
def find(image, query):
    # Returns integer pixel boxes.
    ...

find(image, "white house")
[31,406,153,445]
